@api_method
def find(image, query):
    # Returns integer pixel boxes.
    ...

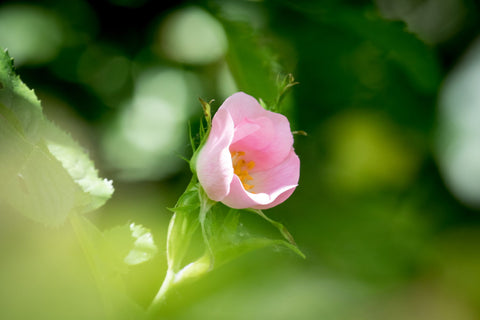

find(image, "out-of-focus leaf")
[0,104,79,225]
[70,215,149,319]
[221,18,279,104]
[330,8,441,93]
[124,223,158,265]
[43,122,114,213]
[282,2,441,93]
[103,222,158,269]
[74,218,158,274]
[0,49,113,226]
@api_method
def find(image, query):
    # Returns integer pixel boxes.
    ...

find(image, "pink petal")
[250,150,300,193]
[221,150,300,209]
[230,112,293,172]
[231,118,262,144]
[220,92,294,171]
[249,150,300,209]
[221,176,297,209]
[196,108,235,201]
[219,92,266,124]
[231,116,273,150]
[252,187,296,210]
[198,92,300,210]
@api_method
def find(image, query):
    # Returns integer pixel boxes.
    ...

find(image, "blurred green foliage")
[1,0,480,319]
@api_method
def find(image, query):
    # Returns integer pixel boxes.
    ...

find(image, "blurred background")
[1,0,480,319]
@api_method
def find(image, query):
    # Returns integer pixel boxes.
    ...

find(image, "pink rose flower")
[196,92,300,209]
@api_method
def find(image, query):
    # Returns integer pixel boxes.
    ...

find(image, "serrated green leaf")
[124,223,158,265]
[199,197,305,269]
[0,49,42,139]
[247,208,300,247]
[0,113,79,225]
[43,120,114,213]
[211,237,303,267]
[0,101,24,135]
[0,49,113,225]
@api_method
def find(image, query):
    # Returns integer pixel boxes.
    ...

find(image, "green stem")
[147,269,176,317]
[147,176,200,316]
[148,176,218,317]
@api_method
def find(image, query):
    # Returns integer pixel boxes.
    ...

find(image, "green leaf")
[221,19,279,103]
[150,183,304,311]
[247,209,300,248]
[165,183,304,280]
[211,237,302,267]
[284,3,441,93]
[42,121,114,213]
[70,215,150,318]
[0,115,79,225]
[217,17,297,116]
[0,49,113,226]
[124,223,158,265]
[0,49,42,139]
[102,222,158,268]
[199,197,305,270]
[331,8,441,93]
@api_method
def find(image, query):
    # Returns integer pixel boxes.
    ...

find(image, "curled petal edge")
[196,109,235,201]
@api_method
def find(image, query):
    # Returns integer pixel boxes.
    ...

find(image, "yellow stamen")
[231,151,255,191]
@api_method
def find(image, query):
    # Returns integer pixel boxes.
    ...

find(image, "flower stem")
[147,269,176,317]
[147,177,200,317]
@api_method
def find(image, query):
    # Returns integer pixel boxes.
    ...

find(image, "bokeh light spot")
[0,4,64,65]
[102,67,201,181]
[156,6,228,65]
[437,36,480,208]
[323,110,422,192]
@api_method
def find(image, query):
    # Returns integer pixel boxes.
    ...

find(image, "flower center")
[231,151,255,191]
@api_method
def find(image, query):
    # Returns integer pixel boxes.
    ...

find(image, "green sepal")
[164,182,304,282]
[189,98,213,175]
[150,183,304,313]
[271,73,299,113]
[165,178,202,272]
